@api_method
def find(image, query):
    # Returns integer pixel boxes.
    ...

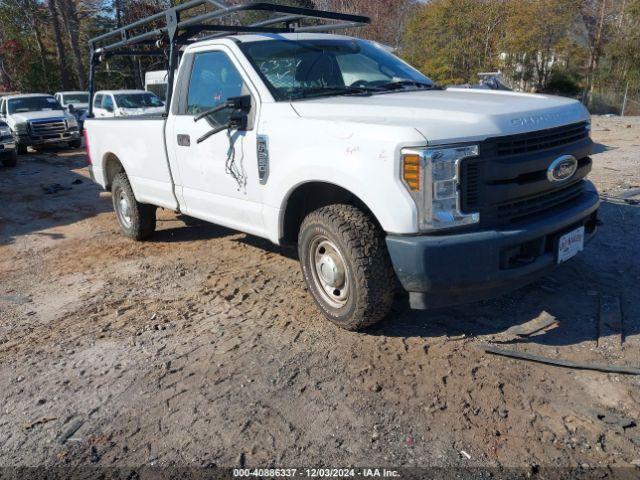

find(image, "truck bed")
[85,116,178,211]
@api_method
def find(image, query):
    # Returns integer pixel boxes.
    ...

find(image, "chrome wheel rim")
[116,189,132,229]
[309,236,349,308]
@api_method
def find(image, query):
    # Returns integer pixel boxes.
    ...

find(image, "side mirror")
[105,105,114,113]
[195,95,252,144]
[68,104,76,113]
[228,95,252,113]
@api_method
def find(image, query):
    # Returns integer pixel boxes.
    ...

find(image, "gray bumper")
[386,183,601,309]
[17,130,80,146]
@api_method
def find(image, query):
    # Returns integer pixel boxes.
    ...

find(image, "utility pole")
[621,81,629,117]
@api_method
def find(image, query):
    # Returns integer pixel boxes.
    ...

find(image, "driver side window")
[187,51,247,123]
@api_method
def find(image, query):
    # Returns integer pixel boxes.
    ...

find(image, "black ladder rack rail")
[87,1,371,117]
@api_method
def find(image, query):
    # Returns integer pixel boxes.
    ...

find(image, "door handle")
[177,134,191,147]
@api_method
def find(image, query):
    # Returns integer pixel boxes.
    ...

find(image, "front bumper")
[16,129,80,147]
[386,182,600,309]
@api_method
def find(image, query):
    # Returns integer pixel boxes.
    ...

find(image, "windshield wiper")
[294,86,376,99]
[377,81,443,92]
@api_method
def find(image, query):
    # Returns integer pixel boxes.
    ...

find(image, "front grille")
[459,121,593,226]
[29,118,66,137]
[496,122,589,156]
[494,181,585,221]
[460,160,480,211]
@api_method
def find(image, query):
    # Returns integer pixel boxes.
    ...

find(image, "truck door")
[93,94,105,117]
[166,47,265,237]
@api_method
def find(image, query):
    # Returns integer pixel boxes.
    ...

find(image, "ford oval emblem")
[547,155,578,183]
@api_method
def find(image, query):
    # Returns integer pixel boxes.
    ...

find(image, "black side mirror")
[105,105,114,112]
[68,104,76,113]
[196,95,252,144]
[229,95,251,113]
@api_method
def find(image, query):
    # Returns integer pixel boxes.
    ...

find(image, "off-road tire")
[1,151,18,167]
[69,138,82,149]
[17,144,28,155]
[111,172,156,240]
[298,204,396,331]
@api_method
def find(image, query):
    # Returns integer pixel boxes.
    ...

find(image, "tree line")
[1,0,638,113]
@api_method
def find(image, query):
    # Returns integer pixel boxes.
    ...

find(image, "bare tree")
[59,0,87,87]
[47,0,73,89]
[581,0,614,105]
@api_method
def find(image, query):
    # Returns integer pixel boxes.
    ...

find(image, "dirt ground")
[1,116,639,474]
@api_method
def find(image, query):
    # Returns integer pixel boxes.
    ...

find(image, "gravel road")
[0,116,639,473]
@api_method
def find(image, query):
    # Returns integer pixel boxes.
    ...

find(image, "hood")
[10,110,70,123]
[290,89,590,144]
[119,106,165,116]
[67,103,89,110]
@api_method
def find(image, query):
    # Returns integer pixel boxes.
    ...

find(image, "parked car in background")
[55,91,90,129]
[92,90,165,118]
[0,119,17,167]
[0,94,81,154]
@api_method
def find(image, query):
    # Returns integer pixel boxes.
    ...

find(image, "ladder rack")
[87,1,370,115]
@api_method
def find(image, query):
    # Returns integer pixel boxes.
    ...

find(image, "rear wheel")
[1,151,17,167]
[111,172,156,240]
[298,204,396,331]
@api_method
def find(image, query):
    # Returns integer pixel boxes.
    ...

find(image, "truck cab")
[85,5,599,331]
[0,94,81,154]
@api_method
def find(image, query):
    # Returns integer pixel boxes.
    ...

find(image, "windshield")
[240,39,434,100]
[114,93,164,109]
[8,96,63,114]
[62,93,89,105]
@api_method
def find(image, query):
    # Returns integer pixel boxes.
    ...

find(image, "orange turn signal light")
[402,154,421,191]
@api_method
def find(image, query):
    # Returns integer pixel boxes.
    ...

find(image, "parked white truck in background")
[0,94,81,154]
[144,70,169,101]
[92,90,165,118]
[54,91,90,129]
[85,6,599,330]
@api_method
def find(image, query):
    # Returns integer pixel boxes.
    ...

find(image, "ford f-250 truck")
[84,2,600,330]
[0,94,82,154]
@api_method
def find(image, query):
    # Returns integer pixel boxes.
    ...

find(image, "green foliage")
[546,70,582,97]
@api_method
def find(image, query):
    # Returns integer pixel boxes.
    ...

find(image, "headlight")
[0,126,11,137]
[14,122,28,134]
[66,117,78,128]
[401,145,480,231]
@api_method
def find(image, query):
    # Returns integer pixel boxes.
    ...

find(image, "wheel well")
[281,182,380,245]
[103,153,125,190]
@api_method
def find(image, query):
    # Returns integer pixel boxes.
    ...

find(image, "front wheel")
[69,138,82,149]
[16,144,28,155]
[298,204,396,331]
[111,172,156,240]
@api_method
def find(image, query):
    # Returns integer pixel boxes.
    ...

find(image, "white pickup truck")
[85,32,600,330]
[0,94,82,154]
